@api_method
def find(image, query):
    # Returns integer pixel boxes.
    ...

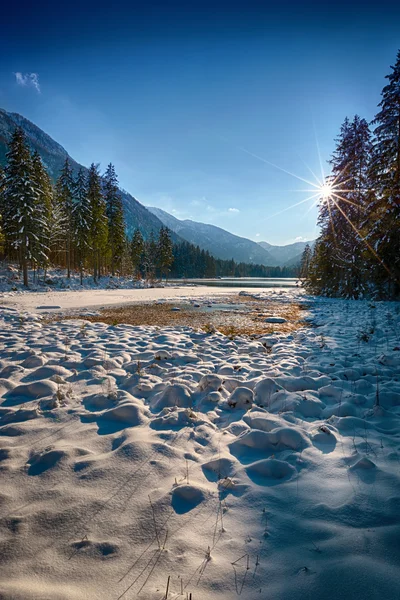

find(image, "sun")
[320,181,334,200]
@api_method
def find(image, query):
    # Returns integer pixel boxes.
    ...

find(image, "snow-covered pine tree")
[307,116,373,298]
[300,243,312,280]
[55,157,74,278]
[329,115,372,298]
[3,128,44,287]
[157,226,174,280]
[72,168,91,284]
[142,231,157,280]
[0,166,5,250]
[31,151,52,276]
[103,163,126,276]
[48,198,68,270]
[367,50,400,297]
[87,163,108,282]
[130,228,144,278]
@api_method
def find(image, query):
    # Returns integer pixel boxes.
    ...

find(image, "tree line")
[0,127,299,286]
[303,50,400,299]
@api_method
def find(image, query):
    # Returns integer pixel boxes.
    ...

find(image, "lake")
[169,277,300,288]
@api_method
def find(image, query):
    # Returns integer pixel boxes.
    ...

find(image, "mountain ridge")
[0,108,173,241]
[148,207,281,266]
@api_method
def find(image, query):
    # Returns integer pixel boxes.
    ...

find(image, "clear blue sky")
[1,0,399,244]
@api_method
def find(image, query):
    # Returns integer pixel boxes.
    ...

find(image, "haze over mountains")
[0,108,312,268]
[149,207,313,267]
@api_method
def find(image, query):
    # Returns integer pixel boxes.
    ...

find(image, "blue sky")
[1,1,399,244]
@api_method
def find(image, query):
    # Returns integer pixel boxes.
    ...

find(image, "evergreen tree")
[300,244,312,280]
[87,163,108,282]
[104,163,125,275]
[157,226,174,280]
[367,50,400,295]
[130,228,144,277]
[72,168,91,284]
[307,116,373,298]
[0,166,5,252]
[3,128,44,286]
[31,151,52,274]
[143,231,158,280]
[55,157,74,278]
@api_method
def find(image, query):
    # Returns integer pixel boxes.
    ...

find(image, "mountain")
[148,207,279,266]
[0,108,172,240]
[258,240,315,266]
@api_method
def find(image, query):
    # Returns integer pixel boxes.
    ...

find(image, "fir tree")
[73,168,91,284]
[300,244,312,280]
[103,163,126,275]
[367,50,400,296]
[157,226,174,280]
[130,228,144,277]
[55,157,74,278]
[143,231,157,279]
[0,166,5,251]
[31,151,52,274]
[3,128,44,286]
[87,163,108,282]
[307,116,373,298]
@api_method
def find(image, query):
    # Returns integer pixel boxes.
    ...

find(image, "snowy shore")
[1,291,400,599]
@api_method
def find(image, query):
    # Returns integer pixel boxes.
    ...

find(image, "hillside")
[258,239,314,266]
[0,108,171,240]
[148,207,279,266]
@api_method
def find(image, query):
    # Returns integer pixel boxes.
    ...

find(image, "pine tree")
[300,244,312,280]
[130,228,144,277]
[87,163,108,282]
[157,226,174,280]
[0,166,5,252]
[103,163,125,275]
[367,50,400,296]
[73,168,91,284]
[142,231,158,280]
[308,116,373,298]
[31,151,52,275]
[3,128,43,286]
[55,157,74,278]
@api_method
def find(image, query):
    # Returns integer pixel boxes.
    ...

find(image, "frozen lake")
[170,277,300,288]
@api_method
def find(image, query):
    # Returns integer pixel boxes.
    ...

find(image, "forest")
[0,131,298,287]
[302,50,400,299]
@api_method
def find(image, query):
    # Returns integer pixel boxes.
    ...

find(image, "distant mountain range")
[148,207,279,266]
[149,207,314,267]
[0,108,171,241]
[0,108,313,268]
[258,240,315,267]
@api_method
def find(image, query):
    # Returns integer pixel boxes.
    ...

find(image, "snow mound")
[350,457,376,470]
[150,384,192,412]
[229,427,308,459]
[201,457,236,481]
[227,386,253,409]
[198,374,223,392]
[171,484,208,514]
[98,402,147,426]
[246,458,296,483]
[6,380,58,401]
[254,378,282,406]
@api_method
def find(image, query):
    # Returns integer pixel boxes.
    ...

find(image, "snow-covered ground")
[1,292,400,599]
[0,286,297,314]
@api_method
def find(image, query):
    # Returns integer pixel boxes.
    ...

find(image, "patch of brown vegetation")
[54,296,308,338]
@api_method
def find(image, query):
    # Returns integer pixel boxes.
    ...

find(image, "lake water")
[169,277,300,288]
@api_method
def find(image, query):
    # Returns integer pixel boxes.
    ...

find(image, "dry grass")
[53,295,308,338]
